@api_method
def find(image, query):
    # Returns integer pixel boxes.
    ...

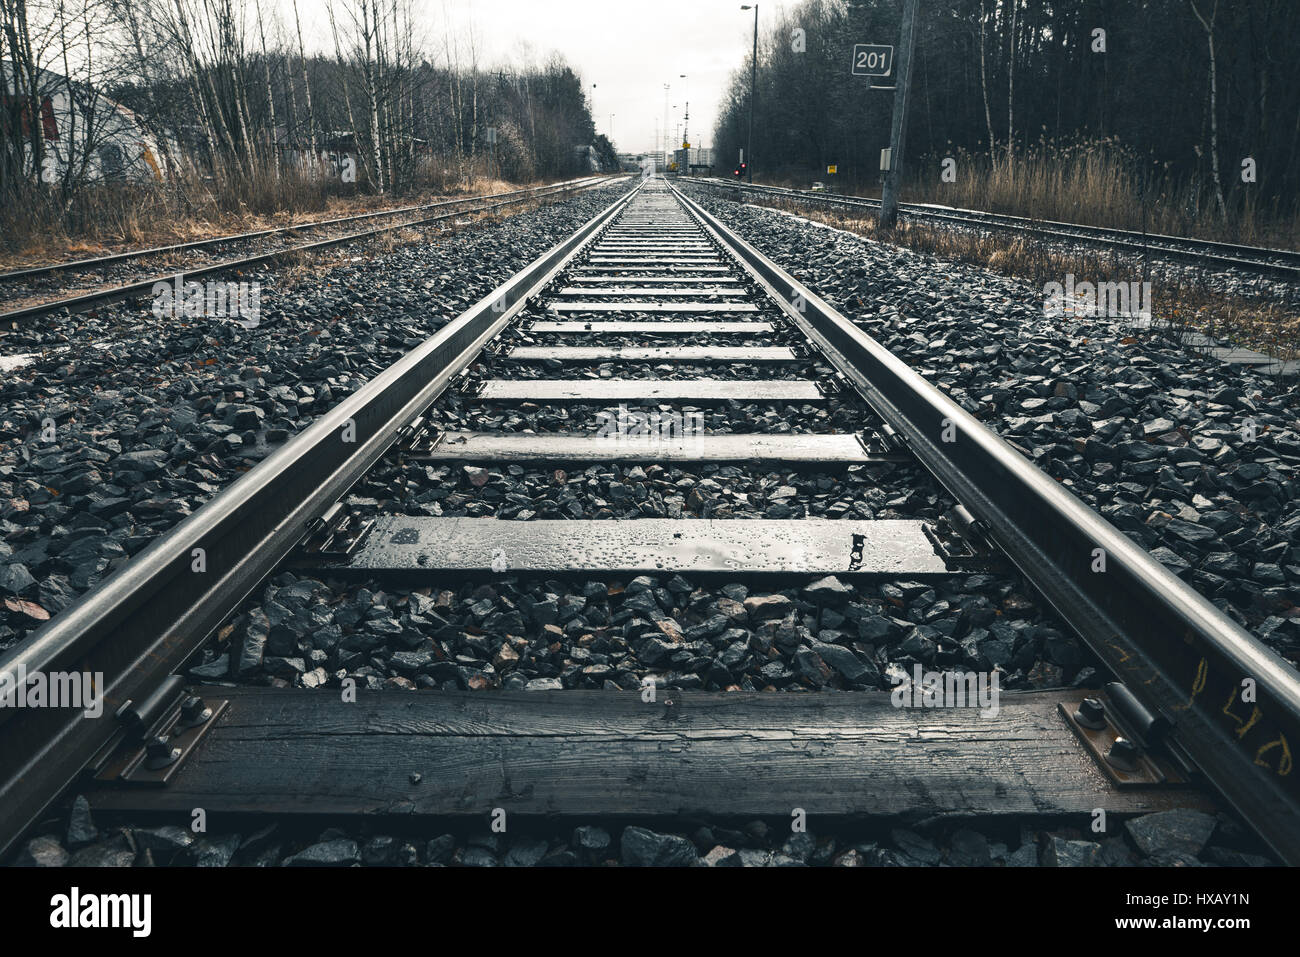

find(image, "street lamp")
[663,82,670,165]
[740,4,757,183]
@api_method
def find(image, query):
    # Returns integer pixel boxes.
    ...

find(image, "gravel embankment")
[0,181,633,650]
[681,185,1300,665]
[4,180,1286,868]
[13,797,1272,867]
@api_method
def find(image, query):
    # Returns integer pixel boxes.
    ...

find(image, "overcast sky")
[291,0,800,155]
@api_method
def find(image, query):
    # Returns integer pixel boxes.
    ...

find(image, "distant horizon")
[287,0,799,154]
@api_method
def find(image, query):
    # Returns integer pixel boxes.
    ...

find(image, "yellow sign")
[682,141,690,149]
[827,164,837,174]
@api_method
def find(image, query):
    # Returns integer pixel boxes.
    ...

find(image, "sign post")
[849,42,893,201]
[878,0,919,230]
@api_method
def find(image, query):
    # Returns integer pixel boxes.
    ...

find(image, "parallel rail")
[0,178,599,284]
[0,176,610,325]
[2,175,1298,864]
[685,177,1300,280]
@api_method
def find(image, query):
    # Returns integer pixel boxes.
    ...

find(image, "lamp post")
[671,104,678,169]
[663,83,670,167]
[740,4,757,183]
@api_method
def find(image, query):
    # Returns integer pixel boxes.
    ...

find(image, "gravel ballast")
[0,181,634,649]
[680,185,1300,665]
[10,796,1273,867]
[3,178,1288,868]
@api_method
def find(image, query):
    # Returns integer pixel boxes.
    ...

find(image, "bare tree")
[291,0,315,158]
[1189,0,1227,219]
[978,0,994,164]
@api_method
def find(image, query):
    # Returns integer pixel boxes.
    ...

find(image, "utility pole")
[663,83,670,167]
[741,4,758,183]
[684,100,690,175]
[679,74,689,172]
[879,0,919,230]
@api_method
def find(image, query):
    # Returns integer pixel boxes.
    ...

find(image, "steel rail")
[0,180,642,859]
[0,177,608,284]
[671,181,1300,864]
[0,178,607,325]
[686,177,1300,279]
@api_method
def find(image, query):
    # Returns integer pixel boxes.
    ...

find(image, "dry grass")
[271,192,560,294]
[0,154,564,270]
[750,196,1300,365]
[764,137,1300,251]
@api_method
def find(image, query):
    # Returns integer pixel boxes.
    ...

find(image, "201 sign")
[851,44,893,77]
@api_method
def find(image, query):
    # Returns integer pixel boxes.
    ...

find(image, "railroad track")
[687,177,1300,281]
[3,176,1298,865]
[0,176,611,326]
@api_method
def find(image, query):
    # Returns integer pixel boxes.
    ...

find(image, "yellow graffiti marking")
[1222,687,1259,734]
[1255,736,1292,776]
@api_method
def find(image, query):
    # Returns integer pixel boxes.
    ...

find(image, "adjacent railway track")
[686,177,1300,280]
[3,176,1298,865]
[0,176,612,326]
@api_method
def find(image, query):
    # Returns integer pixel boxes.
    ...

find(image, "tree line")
[712,0,1300,219]
[1,0,611,218]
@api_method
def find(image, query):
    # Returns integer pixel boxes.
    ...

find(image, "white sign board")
[851,44,893,77]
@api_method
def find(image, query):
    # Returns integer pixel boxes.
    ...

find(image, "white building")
[672,147,712,175]
[2,62,167,183]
